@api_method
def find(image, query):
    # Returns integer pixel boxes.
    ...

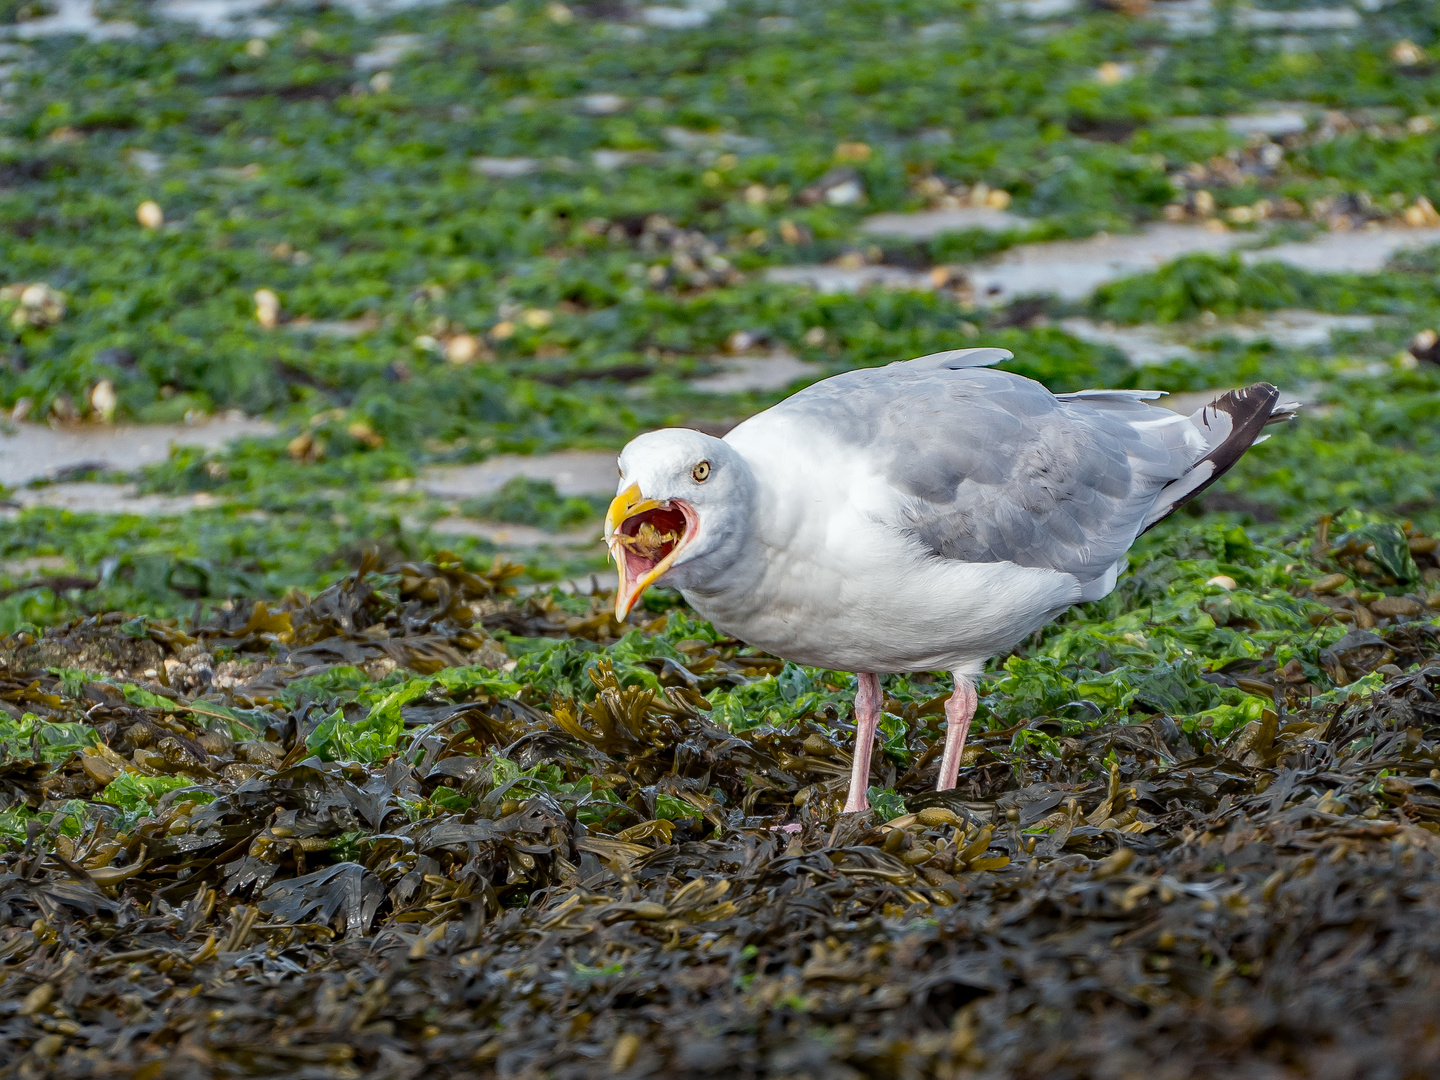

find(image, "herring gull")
[604,348,1296,812]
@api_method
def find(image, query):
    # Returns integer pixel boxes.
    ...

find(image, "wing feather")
[763,355,1203,584]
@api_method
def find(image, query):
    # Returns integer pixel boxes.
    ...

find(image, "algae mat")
[1,522,1439,1078]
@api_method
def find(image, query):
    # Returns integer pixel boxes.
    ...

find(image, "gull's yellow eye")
[692,460,711,482]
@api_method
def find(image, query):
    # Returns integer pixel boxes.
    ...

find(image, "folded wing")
[767,351,1287,599]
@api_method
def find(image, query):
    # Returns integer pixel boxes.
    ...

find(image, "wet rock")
[640,2,722,29]
[688,351,821,394]
[1235,6,1361,32]
[1242,227,1440,274]
[996,0,1077,16]
[764,263,937,294]
[2,619,164,673]
[861,206,1030,239]
[592,148,662,170]
[799,167,866,207]
[9,0,138,41]
[770,222,1440,305]
[354,32,425,71]
[1060,311,1378,365]
[156,0,277,37]
[1058,319,1199,365]
[0,414,277,488]
[662,126,767,156]
[1153,0,1214,36]
[0,481,203,517]
[578,92,628,115]
[420,450,619,500]
[419,517,599,548]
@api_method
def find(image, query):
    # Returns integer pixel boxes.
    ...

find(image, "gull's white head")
[605,428,753,620]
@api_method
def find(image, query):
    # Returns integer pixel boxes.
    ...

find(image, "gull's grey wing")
[902,346,1015,371]
[766,355,1202,587]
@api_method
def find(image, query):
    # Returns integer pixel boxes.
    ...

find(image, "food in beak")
[606,486,695,619]
[614,520,682,563]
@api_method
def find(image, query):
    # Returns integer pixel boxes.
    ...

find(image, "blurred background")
[2,0,1439,626]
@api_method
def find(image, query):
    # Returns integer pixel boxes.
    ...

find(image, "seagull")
[604,348,1295,813]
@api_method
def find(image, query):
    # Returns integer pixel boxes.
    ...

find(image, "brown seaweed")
[1,552,1440,1079]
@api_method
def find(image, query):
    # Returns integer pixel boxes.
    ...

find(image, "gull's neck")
[667,443,768,616]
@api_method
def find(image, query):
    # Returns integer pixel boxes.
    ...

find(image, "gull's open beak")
[605,483,697,621]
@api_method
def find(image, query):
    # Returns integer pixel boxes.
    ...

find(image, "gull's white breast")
[677,416,1085,673]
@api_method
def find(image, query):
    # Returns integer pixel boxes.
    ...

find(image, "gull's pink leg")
[937,673,977,792]
[843,673,882,813]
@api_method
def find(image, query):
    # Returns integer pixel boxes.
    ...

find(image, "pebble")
[1096,61,1131,85]
[254,289,280,328]
[6,283,66,328]
[90,379,117,422]
[444,334,484,364]
[1391,40,1426,67]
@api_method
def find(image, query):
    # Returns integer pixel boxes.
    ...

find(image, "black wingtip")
[1143,382,1287,532]
[1198,383,1281,441]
